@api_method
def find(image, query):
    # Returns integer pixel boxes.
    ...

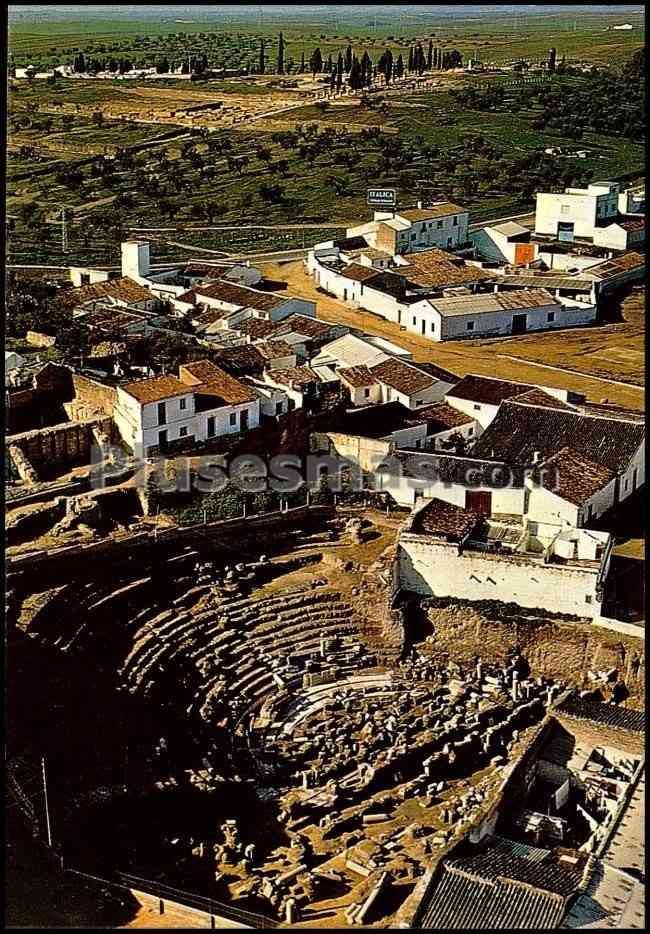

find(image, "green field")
[6,8,645,267]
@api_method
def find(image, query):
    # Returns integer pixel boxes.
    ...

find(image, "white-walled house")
[114,361,260,454]
[445,375,584,430]
[397,497,612,620]
[535,182,620,242]
[346,202,470,255]
[470,222,537,265]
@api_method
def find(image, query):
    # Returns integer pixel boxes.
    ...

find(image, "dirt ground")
[263,261,645,411]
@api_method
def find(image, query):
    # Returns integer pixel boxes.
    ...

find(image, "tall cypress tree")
[299,51,305,73]
[277,32,285,74]
[344,44,353,72]
[259,38,265,74]
[395,53,404,79]
[427,40,433,70]
[336,53,343,90]
[349,56,362,90]
[408,46,414,72]
[310,47,323,76]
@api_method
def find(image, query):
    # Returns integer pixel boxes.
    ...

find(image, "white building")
[397,496,613,620]
[114,360,260,454]
[535,182,620,242]
[5,350,27,385]
[346,201,470,255]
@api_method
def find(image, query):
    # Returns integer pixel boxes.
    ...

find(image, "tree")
[395,54,404,79]
[348,56,363,90]
[277,32,285,75]
[92,110,104,127]
[336,53,344,90]
[156,58,170,74]
[299,51,306,73]
[310,47,323,76]
[360,51,372,87]
[427,40,433,70]
[408,46,414,72]
[344,44,353,73]
[256,144,272,163]
[258,38,265,74]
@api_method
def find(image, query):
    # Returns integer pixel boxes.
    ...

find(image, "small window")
[466,321,475,331]
[207,416,216,437]
[561,205,570,215]
[585,595,593,604]
[180,397,187,410]
[410,233,417,241]
[364,388,371,398]
[468,426,474,435]
[547,311,555,322]
[431,321,435,332]
[473,404,481,411]
[453,216,458,226]
[412,316,417,326]
[157,402,166,424]
[179,426,188,438]
[229,413,237,426]
[437,220,443,229]
[275,401,284,415]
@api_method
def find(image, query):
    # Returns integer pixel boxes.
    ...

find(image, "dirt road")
[262,260,645,411]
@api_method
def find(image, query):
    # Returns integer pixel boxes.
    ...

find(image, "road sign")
[367,188,396,209]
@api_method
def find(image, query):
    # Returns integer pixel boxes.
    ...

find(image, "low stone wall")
[6,416,115,480]
[419,597,644,709]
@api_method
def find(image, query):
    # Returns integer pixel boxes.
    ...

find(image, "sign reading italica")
[367,188,397,209]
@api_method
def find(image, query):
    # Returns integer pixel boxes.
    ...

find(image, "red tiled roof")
[179,359,257,405]
[538,447,615,505]
[411,497,481,542]
[371,358,437,395]
[338,365,378,388]
[121,375,189,404]
[414,402,475,433]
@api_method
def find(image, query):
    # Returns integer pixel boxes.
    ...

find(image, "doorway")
[240,409,249,431]
[465,490,492,515]
[158,429,168,452]
[512,313,528,335]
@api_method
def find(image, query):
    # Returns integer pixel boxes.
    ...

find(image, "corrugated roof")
[586,251,645,279]
[496,274,593,291]
[431,288,558,317]
[490,221,531,238]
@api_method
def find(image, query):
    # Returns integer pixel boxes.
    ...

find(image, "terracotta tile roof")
[213,344,266,376]
[617,216,645,232]
[397,451,528,486]
[399,202,466,222]
[586,251,645,279]
[194,280,289,312]
[392,250,496,289]
[183,262,230,278]
[334,402,422,438]
[237,318,278,340]
[340,263,383,283]
[370,358,437,396]
[121,375,190,404]
[414,360,459,384]
[414,402,475,433]
[411,497,481,542]
[254,339,294,359]
[267,366,320,389]
[175,288,199,305]
[278,313,338,338]
[179,359,257,405]
[513,388,577,411]
[538,447,615,505]
[338,365,378,388]
[447,374,537,406]
[472,401,645,474]
[194,306,237,327]
[56,276,153,310]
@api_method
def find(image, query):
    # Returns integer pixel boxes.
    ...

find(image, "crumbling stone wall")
[70,374,118,417]
[7,417,115,479]
[348,543,405,660]
[419,597,644,709]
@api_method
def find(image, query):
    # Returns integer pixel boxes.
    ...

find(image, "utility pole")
[41,757,53,847]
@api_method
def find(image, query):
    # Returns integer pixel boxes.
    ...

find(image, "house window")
[207,416,216,437]
[547,311,556,322]
[157,402,166,424]
[473,404,481,411]
[468,427,474,434]
[561,205,570,215]
[585,595,593,604]
[275,401,284,415]
[180,397,187,410]
[437,220,443,229]
[411,233,417,241]
[412,317,417,326]
[179,426,188,438]
[466,321,475,331]
[229,413,237,426]
[364,388,371,398]
[453,216,458,226]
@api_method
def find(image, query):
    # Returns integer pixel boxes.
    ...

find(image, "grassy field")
[8,8,644,68]
[6,8,645,267]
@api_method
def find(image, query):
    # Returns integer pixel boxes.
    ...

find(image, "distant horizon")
[8,3,646,25]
